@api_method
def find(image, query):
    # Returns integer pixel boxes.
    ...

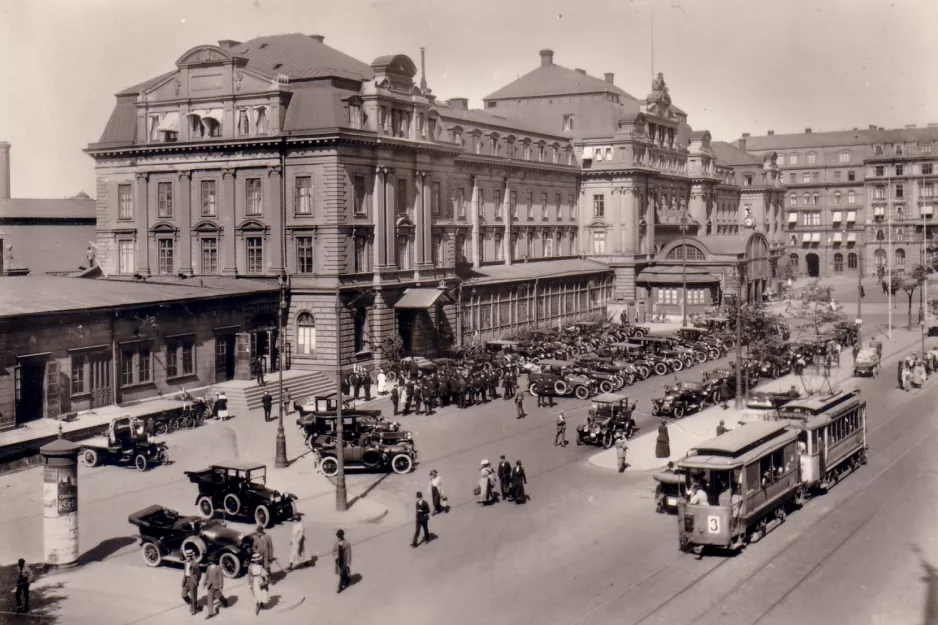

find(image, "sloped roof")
[116,70,176,96]
[696,234,753,256]
[233,33,373,83]
[636,265,718,285]
[282,84,357,133]
[744,126,938,152]
[97,97,138,145]
[711,141,761,166]
[0,197,96,220]
[464,258,612,286]
[436,104,569,139]
[484,63,635,101]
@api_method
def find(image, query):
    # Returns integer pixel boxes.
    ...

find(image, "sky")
[1,0,936,199]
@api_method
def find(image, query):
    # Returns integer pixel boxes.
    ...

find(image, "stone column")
[134,173,150,275]
[414,171,426,267]
[178,171,193,275]
[621,186,637,253]
[386,173,397,268]
[503,178,512,265]
[267,165,284,274]
[373,167,387,269]
[470,176,480,268]
[222,169,237,275]
[423,174,433,267]
[644,187,657,255]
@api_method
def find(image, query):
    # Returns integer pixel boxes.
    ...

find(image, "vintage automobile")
[128,505,254,577]
[297,411,402,450]
[654,469,684,514]
[651,381,708,418]
[81,416,169,471]
[746,387,801,410]
[317,431,418,477]
[853,348,881,377]
[622,324,650,338]
[755,348,793,379]
[605,343,652,380]
[576,392,637,447]
[527,360,598,399]
[185,462,298,528]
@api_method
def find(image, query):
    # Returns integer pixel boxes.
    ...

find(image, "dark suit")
[412,498,431,546]
[497,460,512,498]
[203,562,227,616]
[261,392,273,421]
[182,559,202,614]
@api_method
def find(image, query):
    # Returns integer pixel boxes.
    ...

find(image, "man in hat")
[389,385,400,416]
[287,513,306,572]
[254,525,274,574]
[182,549,202,615]
[554,412,568,447]
[614,434,629,473]
[412,491,432,547]
[514,389,527,419]
[261,389,273,422]
[14,558,33,614]
[203,553,228,618]
[333,529,352,593]
[362,371,372,401]
[252,357,265,386]
[716,420,728,436]
[497,455,512,500]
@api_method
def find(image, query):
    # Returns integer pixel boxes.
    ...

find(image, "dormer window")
[237,109,250,136]
[190,114,205,138]
[452,129,462,146]
[538,145,545,162]
[874,145,884,156]
[149,115,160,141]
[427,117,437,139]
[523,142,531,160]
[254,107,269,135]
[743,174,753,186]
[562,115,574,132]
[349,102,363,130]
[474,134,482,155]
[490,137,498,155]
[896,144,904,156]
[552,146,559,163]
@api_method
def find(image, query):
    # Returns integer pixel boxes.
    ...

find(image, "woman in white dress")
[248,552,269,614]
[376,369,388,395]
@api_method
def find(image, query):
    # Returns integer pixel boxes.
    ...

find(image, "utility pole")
[922,210,928,355]
[274,274,288,468]
[734,259,744,410]
[857,241,863,346]
[334,286,348,511]
[681,211,688,328]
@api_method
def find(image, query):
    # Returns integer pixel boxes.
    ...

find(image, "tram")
[775,388,868,492]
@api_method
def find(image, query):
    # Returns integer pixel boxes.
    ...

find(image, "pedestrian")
[913,360,926,388]
[253,358,265,386]
[898,361,906,390]
[350,370,361,400]
[852,343,860,363]
[333,529,352,594]
[511,460,528,503]
[283,389,293,416]
[719,379,730,409]
[614,435,629,472]
[389,385,400,416]
[341,373,351,396]
[716,420,728,436]
[413,384,424,415]
[261,389,273,422]
[377,369,388,395]
[203,553,228,619]
[412,491,432,547]
[403,379,415,415]
[497,455,512,499]
[409,358,420,379]
[554,412,568,447]
[287,514,306,572]
[656,420,671,459]
[478,459,498,504]
[514,389,527,419]
[14,558,33,614]
[181,549,202,615]
[429,470,446,514]
[536,380,547,408]
[248,552,269,614]
[215,392,229,420]
[362,371,372,401]
[254,525,274,574]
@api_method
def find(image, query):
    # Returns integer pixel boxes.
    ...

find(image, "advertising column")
[39,437,81,568]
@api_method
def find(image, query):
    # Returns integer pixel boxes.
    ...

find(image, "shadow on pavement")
[348,572,363,587]
[78,536,136,566]
[0,561,65,623]
[347,473,389,509]
[919,552,938,625]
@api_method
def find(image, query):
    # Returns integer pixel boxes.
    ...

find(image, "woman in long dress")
[901,364,912,391]
[655,420,671,459]
[248,552,269,614]
[376,369,388,395]
[913,361,926,388]
[511,460,527,504]
[478,460,497,504]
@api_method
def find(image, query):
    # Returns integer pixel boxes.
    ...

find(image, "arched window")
[296,312,316,355]
[874,248,886,268]
[895,248,906,265]
[237,109,250,135]
[789,253,799,269]
[876,229,885,241]
[896,228,904,241]
[803,193,810,205]
[833,253,844,273]
[255,107,269,135]
[848,191,856,204]
[665,244,705,261]
[848,252,858,269]
[834,191,842,204]
[812,192,819,205]
[790,193,797,206]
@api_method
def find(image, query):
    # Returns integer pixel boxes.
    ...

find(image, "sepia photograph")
[0,0,937,623]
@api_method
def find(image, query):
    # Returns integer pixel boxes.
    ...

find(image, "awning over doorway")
[394,288,447,309]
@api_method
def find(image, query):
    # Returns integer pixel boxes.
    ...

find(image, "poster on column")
[56,465,78,514]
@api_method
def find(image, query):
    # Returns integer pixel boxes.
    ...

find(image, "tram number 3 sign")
[707,516,721,534]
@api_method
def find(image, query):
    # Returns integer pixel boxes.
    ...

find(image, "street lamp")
[274,272,288,469]
[334,285,348,512]
[680,210,688,328]
[734,258,745,410]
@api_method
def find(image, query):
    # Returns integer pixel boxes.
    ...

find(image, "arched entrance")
[805,253,820,278]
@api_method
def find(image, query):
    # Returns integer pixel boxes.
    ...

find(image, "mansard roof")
[483,63,635,101]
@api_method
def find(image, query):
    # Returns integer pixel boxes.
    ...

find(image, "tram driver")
[688,482,709,506]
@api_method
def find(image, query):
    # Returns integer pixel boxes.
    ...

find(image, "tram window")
[772,449,785,478]
[810,430,818,453]
[785,444,796,472]
[746,463,760,493]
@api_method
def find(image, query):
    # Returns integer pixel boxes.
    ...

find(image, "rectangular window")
[924,183,935,198]
[167,338,196,379]
[494,189,502,218]
[592,231,606,254]
[118,240,134,274]
[789,154,797,165]
[544,237,553,258]
[555,193,562,219]
[593,194,605,217]
[157,182,173,218]
[896,165,904,176]
[526,191,534,219]
[70,351,111,397]
[246,237,263,273]
[120,344,152,387]
[295,176,312,214]
[569,194,576,220]
[200,180,217,217]
[397,178,407,214]
[923,164,934,175]
[478,188,486,217]
[812,171,820,182]
[431,181,441,216]
[541,193,548,219]
[431,235,442,265]
[848,170,856,181]
[118,184,133,220]
[157,239,174,275]
[833,170,841,181]
[875,166,885,176]
[510,191,518,218]
[353,175,366,215]
[807,153,816,164]
[457,187,466,218]
[839,151,850,163]
[874,186,886,200]
[296,236,314,274]
[494,233,504,261]
[354,236,368,273]
[200,238,217,274]
[246,178,262,215]
[896,184,904,199]
[789,173,796,184]
[803,173,811,184]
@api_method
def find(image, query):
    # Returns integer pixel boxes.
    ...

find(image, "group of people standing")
[898,350,936,390]
[385,363,522,416]
[478,457,528,505]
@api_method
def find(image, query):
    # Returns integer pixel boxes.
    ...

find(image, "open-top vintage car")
[746,387,801,410]
[652,381,708,418]
[316,431,417,477]
[297,411,401,450]
[81,416,169,472]
[853,348,881,377]
[527,360,598,399]
[128,505,254,577]
[185,462,297,528]
[576,393,637,447]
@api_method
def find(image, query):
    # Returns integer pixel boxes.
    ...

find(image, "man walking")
[350,370,361,400]
[390,385,400,416]
[182,549,202,615]
[614,435,629,472]
[287,514,305,572]
[261,389,273,422]
[497,455,512,499]
[555,412,568,447]
[514,389,527,419]
[333,529,352,593]
[411,491,432,547]
[716,420,728,436]
[719,378,730,410]
[403,379,415,415]
[254,525,274,574]
[14,558,33,614]
[252,358,265,386]
[362,371,372,401]
[203,554,228,619]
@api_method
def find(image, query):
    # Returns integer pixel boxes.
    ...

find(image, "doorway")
[15,357,47,424]
[397,310,414,356]
[215,334,236,383]
[806,253,820,278]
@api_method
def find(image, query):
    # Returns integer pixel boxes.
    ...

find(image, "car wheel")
[528,382,539,396]
[83,449,100,468]
[599,380,614,394]
[554,380,570,395]
[134,454,148,472]
[683,357,694,369]
[141,542,162,568]
[674,403,686,419]
[639,367,651,380]
[695,352,707,364]
[654,363,668,376]
[223,493,241,516]
[321,457,339,477]
[219,551,241,578]
[634,329,646,337]
[254,504,271,528]
[391,453,413,474]
[154,422,169,436]
[180,536,206,563]
[157,449,169,465]
[772,366,781,379]
[197,496,215,519]
[671,359,684,372]
[575,385,590,400]
[576,434,585,446]
[602,432,614,449]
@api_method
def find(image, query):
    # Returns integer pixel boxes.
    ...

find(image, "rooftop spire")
[420,47,428,93]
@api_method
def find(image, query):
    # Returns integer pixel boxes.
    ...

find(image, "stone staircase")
[219,371,334,416]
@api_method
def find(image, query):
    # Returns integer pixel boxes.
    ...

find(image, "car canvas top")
[211,461,266,472]
[591,392,631,404]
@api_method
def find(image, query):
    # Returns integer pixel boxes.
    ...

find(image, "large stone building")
[86,35,614,374]
[482,50,785,315]
[741,125,938,279]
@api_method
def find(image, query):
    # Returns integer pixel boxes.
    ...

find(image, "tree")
[902,264,928,329]
[379,335,404,362]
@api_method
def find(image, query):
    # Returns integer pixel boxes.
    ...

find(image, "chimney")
[0,142,9,200]
[217,39,242,49]
[447,98,468,110]
[805,128,812,134]
[419,47,428,93]
[574,68,587,75]
[604,72,614,84]
[309,34,325,43]
[905,124,916,129]
[767,130,774,135]
[539,49,554,67]
[869,125,878,130]
[738,136,747,152]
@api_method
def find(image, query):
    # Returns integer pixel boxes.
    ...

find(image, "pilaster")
[470,176,480,268]
[178,171,193,275]
[222,169,237,275]
[267,165,284,273]
[503,177,512,266]
[134,173,150,275]
[373,167,387,271]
